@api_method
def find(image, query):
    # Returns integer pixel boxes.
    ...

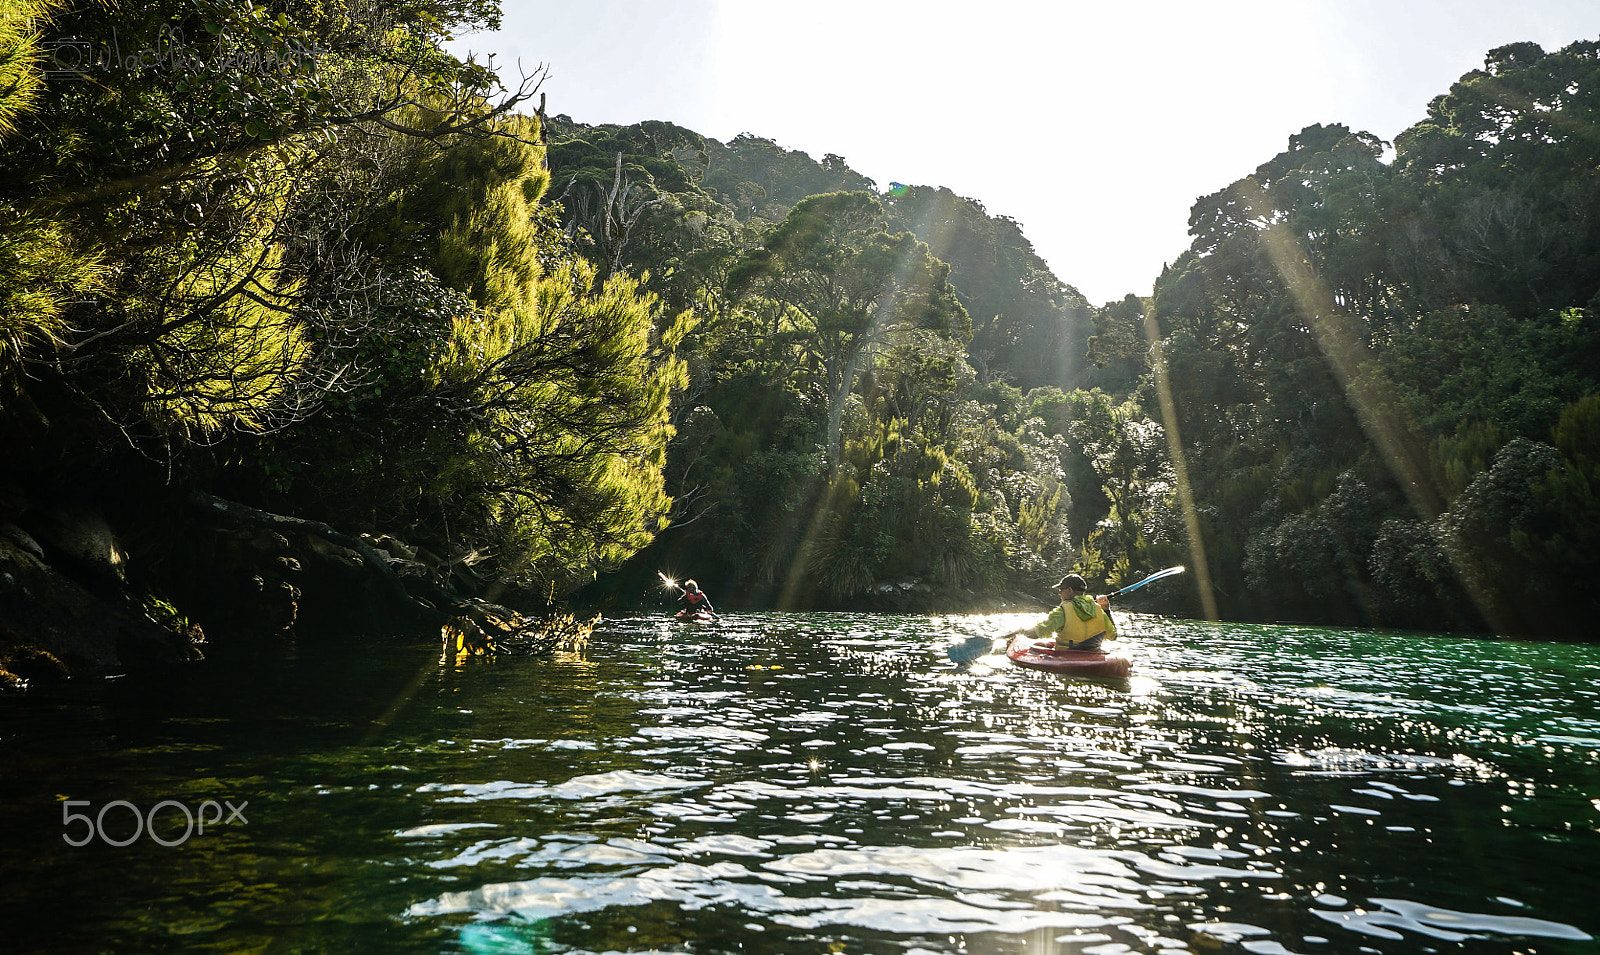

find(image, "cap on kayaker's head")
[684,579,699,592]
[1055,574,1087,595]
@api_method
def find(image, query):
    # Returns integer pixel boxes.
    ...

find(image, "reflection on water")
[1,611,1597,954]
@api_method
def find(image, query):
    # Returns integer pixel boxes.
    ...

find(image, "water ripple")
[10,609,1597,955]
[419,769,705,802]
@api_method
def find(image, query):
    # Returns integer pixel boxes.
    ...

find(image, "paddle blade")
[947,634,999,663]
[1111,565,1185,598]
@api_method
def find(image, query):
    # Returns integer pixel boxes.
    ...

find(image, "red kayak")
[674,610,716,624]
[1006,634,1131,678]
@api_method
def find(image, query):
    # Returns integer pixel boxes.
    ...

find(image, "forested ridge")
[548,40,1600,638]
[1,0,1596,688]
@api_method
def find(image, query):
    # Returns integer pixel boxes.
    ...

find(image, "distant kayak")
[674,610,717,624]
[1006,634,1131,678]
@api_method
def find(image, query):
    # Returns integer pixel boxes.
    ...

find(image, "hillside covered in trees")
[1,0,1597,688]
[546,40,1600,638]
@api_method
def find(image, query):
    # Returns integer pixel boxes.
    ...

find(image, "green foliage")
[0,0,535,447]
[3,13,1596,634]
[723,190,970,476]
[0,204,103,366]
[1368,397,1600,635]
[1015,479,1068,567]
[314,268,464,407]
[1087,294,1150,391]
[1133,39,1600,634]
[432,116,550,311]
[1367,518,1466,628]
[437,259,688,580]
[140,590,196,637]
[547,120,707,199]
[1,0,505,195]
[137,238,310,438]
[0,0,52,137]
[1430,420,1504,503]
[1065,390,1171,569]
[1430,437,1565,630]
[537,120,1109,603]
[543,119,1096,397]
[255,123,688,587]
[1380,305,1599,439]
[570,156,1099,603]
[1393,41,1600,314]
[1519,395,1600,629]
[0,0,692,605]
[885,184,1094,390]
[805,442,981,599]
[1245,469,1388,624]
[700,133,876,218]
[0,1,107,380]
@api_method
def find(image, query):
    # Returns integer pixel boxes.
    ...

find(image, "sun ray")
[1144,308,1219,621]
[776,233,925,609]
[1238,178,1510,633]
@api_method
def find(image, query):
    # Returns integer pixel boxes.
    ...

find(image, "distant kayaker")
[1015,574,1115,653]
[673,579,718,618]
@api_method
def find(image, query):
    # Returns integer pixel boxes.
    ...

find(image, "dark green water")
[1,611,1596,954]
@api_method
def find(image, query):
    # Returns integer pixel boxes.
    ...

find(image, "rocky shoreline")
[0,486,1059,693]
[0,484,590,694]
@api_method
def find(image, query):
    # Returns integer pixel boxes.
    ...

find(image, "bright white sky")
[448,1,1599,305]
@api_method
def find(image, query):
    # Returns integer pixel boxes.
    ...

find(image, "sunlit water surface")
[1,612,1597,954]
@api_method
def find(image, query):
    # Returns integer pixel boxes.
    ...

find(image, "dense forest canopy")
[0,0,687,650]
[0,0,1595,659]
[543,40,1600,637]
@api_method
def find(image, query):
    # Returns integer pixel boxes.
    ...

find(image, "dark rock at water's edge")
[0,477,591,694]
[0,506,197,693]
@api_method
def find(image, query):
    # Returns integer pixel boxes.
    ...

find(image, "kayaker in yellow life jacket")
[1018,574,1115,653]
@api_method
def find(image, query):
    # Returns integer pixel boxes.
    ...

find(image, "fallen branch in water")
[442,603,598,656]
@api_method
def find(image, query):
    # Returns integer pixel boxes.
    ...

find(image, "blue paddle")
[946,566,1186,663]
